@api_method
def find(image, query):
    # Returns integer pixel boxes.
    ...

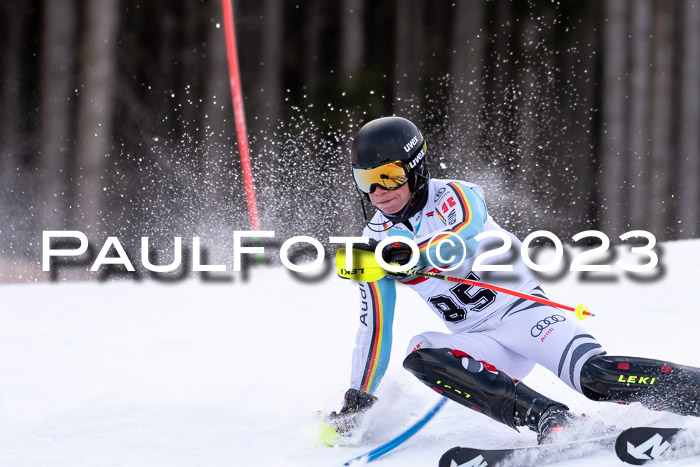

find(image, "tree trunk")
[563,5,600,232]
[678,0,700,237]
[483,1,516,178]
[447,0,484,161]
[153,1,178,139]
[257,0,284,222]
[179,0,201,142]
[39,0,76,230]
[516,17,539,214]
[0,3,33,258]
[626,1,652,229]
[202,0,235,220]
[648,0,673,237]
[340,0,364,86]
[303,0,323,93]
[0,4,26,184]
[261,0,283,128]
[598,0,628,235]
[74,0,120,236]
[393,0,422,117]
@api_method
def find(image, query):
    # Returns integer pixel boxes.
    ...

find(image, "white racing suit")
[349,178,605,395]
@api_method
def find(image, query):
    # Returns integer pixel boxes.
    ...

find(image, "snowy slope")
[1,240,700,466]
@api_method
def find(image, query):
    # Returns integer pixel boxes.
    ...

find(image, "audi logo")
[530,314,566,337]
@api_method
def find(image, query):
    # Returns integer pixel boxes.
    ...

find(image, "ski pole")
[341,398,447,466]
[335,248,593,320]
[404,267,593,320]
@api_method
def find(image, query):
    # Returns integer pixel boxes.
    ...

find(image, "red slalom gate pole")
[222,0,260,230]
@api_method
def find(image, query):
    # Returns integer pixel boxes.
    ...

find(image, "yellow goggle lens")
[352,161,408,193]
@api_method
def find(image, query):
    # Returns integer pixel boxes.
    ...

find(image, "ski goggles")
[352,161,409,194]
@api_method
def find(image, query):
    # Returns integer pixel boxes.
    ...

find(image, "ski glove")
[352,238,412,267]
[381,240,413,279]
[326,388,378,435]
[340,388,378,413]
[351,239,412,279]
[381,240,412,266]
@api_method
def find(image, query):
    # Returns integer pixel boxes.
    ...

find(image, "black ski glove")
[381,240,413,279]
[350,239,412,280]
[340,387,378,413]
[327,388,378,435]
[382,240,412,266]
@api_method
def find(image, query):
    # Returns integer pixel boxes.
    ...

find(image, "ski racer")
[325,116,700,443]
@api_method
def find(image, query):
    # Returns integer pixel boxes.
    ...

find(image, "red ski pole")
[335,248,593,320]
[406,268,594,320]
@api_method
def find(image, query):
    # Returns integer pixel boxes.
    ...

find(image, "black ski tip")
[439,447,490,467]
[439,446,511,467]
[615,427,683,465]
[438,447,462,467]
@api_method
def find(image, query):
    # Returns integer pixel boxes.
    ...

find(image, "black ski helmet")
[350,116,429,194]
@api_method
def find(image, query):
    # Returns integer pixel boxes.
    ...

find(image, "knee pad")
[580,354,700,416]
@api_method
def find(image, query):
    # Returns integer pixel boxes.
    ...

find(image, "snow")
[1,239,700,466]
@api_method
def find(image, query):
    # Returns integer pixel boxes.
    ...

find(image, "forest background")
[1,0,698,281]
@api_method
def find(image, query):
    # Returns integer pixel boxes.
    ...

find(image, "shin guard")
[580,355,700,416]
[403,348,567,430]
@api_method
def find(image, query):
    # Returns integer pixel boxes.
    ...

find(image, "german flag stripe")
[361,281,383,393]
[418,183,473,251]
[436,209,447,224]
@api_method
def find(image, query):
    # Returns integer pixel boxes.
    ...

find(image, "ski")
[438,435,617,467]
[614,426,698,465]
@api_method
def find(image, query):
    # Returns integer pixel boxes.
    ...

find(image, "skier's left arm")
[413,182,488,267]
[349,276,396,395]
